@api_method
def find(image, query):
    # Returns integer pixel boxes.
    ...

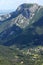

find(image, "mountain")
[0,3,43,65]
[0,3,43,47]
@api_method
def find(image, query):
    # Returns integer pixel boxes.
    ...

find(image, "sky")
[0,0,43,11]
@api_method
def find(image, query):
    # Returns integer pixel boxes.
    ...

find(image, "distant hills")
[0,10,15,15]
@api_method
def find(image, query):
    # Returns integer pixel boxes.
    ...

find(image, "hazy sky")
[0,0,43,11]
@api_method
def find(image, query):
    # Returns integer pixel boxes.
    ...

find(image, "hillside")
[0,3,43,65]
[0,3,43,47]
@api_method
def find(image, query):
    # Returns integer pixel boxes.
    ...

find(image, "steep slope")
[0,3,43,47]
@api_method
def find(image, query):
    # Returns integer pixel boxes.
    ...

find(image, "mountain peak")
[15,3,39,18]
[17,3,38,11]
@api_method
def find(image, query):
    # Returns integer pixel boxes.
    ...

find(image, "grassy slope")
[0,45,43,65]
